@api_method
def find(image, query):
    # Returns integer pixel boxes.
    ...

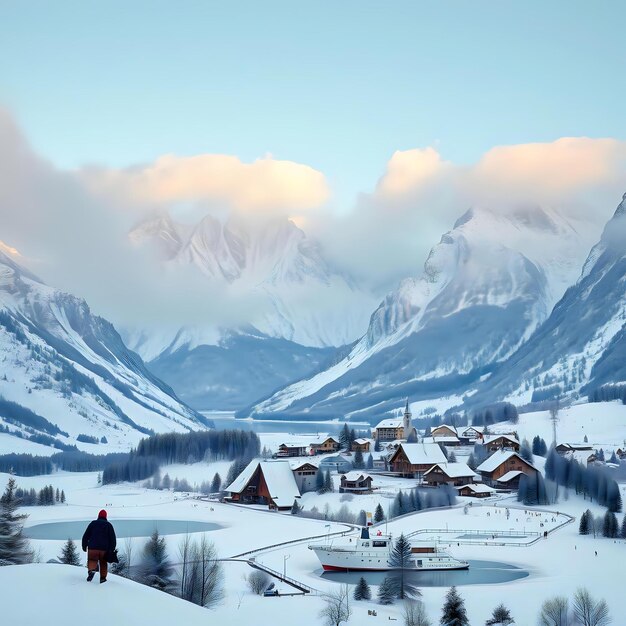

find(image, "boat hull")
[321,563,470,572]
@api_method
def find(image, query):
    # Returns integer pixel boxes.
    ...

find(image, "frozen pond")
[320,560,529,587]
[25,519,222,540]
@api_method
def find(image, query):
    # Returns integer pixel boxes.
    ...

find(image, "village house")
[374,400,416,442]
[423,462,478,487]
[309,435,341,455]
[476,449,537,487]
[352,438,371,453]
[422,434,461,447]
[289,459,319,493]
[458,426,484,444]
[276,441,308,458]
[339,471,374,494]
[456,483,495,498]
[430,424,458,438]
[388,442,447,478]
[481,434,520,453]
[224,460,301,510]
[555,442,593,455]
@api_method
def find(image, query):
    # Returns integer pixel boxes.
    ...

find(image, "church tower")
[402,398,413,439]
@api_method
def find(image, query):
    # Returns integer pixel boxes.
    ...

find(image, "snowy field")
[2,402,626,625]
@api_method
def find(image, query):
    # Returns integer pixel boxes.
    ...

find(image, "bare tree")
[179,534,193,599]
[539,596,570,626]
[178,535,223,607]
[247,570,271,595]
[572,588,611,626]
[403,598,431,626]
[319,584,352,626]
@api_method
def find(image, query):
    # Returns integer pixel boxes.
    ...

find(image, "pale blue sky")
[1,1,625,208]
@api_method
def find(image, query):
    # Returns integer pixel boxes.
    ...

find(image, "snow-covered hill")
[127,213,375,409]
[467,193,626,408]
[244,205,599,420]
[0,247,210,452]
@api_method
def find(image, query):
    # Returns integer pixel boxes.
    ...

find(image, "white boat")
[308,527,469,572]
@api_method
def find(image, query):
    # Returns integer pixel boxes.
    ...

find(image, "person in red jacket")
[82,509,116,583]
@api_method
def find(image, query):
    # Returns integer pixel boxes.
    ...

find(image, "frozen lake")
[24,519,222,540]
[320,560,529,588]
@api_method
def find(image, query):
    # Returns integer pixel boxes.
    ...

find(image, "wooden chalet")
[310,435,340,454]
[374,418,405,442]
[388,443,447,478]
[481,434,520,453]
[352,438,371,453]
[276,442,308,458]
[430,424,458,439]
[555,442,593,455]
[225,460,301,510]
[423,462,477,487]
[476,450,537,487]
[339,471,373,494]
[456,484,495,498]
[458,426,484,444]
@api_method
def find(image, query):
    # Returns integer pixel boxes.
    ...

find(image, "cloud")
[83,153,330,216]
[321,138,626,287]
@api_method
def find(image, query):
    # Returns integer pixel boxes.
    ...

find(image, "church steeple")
[403,398,412,438]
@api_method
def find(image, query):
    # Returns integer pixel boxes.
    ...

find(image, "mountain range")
[0,245,211,453]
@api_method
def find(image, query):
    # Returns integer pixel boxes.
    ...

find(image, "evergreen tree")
[406,430,418,443]
[60,490,66,503]
[584,434,588,443]
[620,514,626,539]
[353,576,371,601]
[602,511,618,538]
[55,488,60,502]
[485,603,514,625]
[353,448,364,469]
[388,533,418,599]
[0,477,32,565]
[374,503,385,523]
[291,499,302,515]
[366,454,374,470]
[466,453,477,471]
[210,472,222,494]
[374,436,381,452]
[339,423,351,449]
[323,469,334,493]
[448,450,457,463]
[316,468,325,493]
[378,576,397,605]
[162,473,171,490]
[59,538,81,566]
[440,586,469,626]
[579,509,592,535]
[520,439,533,463]
[139,530,174,591]
[609,451,618,464]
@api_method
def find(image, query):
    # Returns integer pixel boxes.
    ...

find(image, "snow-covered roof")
[483,434,519,446]
[395,443,447,466]
[341,471,372,482]
[497,470,524,483]
[424,462,478,479]
[422,435,460,444]
[353,438,369,445]
[375,418,403,429]
[457,484,495,494]
[309,434,339,445]
[289,458,320,470]
[431,424,458,435]
[225,460,301,506]
[460,426,484,434]
[278,440,310,449]
[476,449,528,473]
[225,459,258,493]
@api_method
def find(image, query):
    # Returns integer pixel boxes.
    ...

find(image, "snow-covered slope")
[127,213,375,410]
[0,247,211,452]
[129,213,375,353]
[467,193,626,408]
[244,205,598,420]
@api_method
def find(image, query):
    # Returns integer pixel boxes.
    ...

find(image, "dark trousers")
[87,548,107,580]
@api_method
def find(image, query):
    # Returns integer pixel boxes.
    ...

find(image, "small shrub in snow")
[247,570,271,595]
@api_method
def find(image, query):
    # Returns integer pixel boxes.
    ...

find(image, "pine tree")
[467,453,476,471]
[353,448,364,469]
[55,488,60,503]
[448,450,457,463]
[340,423,351,449]
[374,503,385,523]
[440,586,469,626]
[366,454,374,470]
[353,576,371,601]
[602,511,618,538]
[323,469,333,493]
[388,533,418,599]
[0,477,32,565]
[374,436,381,452]
[579,510,591,535]
[316,468,325,493]
[485,603,514,625]
[59,538,81,566]
[60,490,66,503]
[291,499,302,515]
[520,439,533,463]
[139,530,174,591]
[378,576,397,605]
[620,514,626,539]
[210,472,222,494]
